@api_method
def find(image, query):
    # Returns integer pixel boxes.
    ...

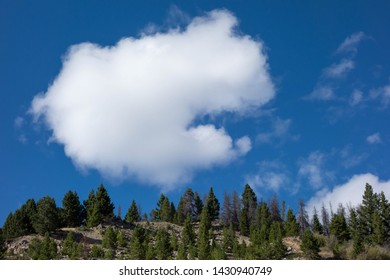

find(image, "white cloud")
[323,59,354,78]
[298,152,332,189]
[305,86,335,101]
[349,89,363,106]
[29,10,275,188]
[336,32,366,54]
[246,161,290,192]
[369,84,390,107]
[307,173,390,214]
[366,133,382,144]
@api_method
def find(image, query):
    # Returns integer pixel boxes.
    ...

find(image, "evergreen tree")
[33,196,60,235]
[241,184,257,225]
[329,205,350,241]
[155,228,172,260]
[146,242,155,260]
[206,187,220,222]
[181,214,196,252]
[117,230,127,248]
[297,199,309,235]
[378,191,390,243]
[2,199,37,239]
[84,190,96,227]
[95,184,115,220]
[125,200,140,223]
[170,231,178,252]
[284,208,299,236]
[358,183,378,240]
[90,245,104,259]
[177,241,186,260]
[197,207,211,260]
[174,197,186,225]
[239,209,249,236]
[28,233,58,260]
[349,208,364,257]
[312,207,323,234]
[268,222,286,259]
[194,192,203,222]
[256,202,271,235]
[102,226,117,249]
[129,227,145,259]
[62,191,84,227]
[371,209,386,245]
[61,232,82,259]
[301,229,320,259]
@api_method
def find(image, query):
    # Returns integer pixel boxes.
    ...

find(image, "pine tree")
[312,207,323,234]
[177,241,186,260]
[62,191,84,227]
[349,208,364,257]
[301,229,320,259]
[206,187,220,222]
[378,191,390,243]
[371,209,386,245]
[2,199,37,239]
[28,233,58,260]
[129,227,145,259]
[358,183,378,240]
[256,202,271,235]
[239,209,249,236]
[155,228,172,260]
[329,205,350,241]
[197,207,211,259]
[241,184,257,225]
[61,232,82,259]
[145,242,155,260]
[102,226,117,249]
[181,214,195,250]
[125,200,140,223]
[84,190,96,227]
[268,222,286,259]
[33,196,60,235]
[95,184,115,220]
[117,230,127,248]
[194,192,203,222]
[285,208,299,236]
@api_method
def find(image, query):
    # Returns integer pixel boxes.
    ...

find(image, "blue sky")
[1,0,390,225]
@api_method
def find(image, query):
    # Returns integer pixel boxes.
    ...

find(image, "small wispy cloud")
[305,86,335,101]
[323,59,355,78]
[349,89,364,106]
[298,151,333,190]
[256,118,299,144]
[336,32,366,54]
[366,133,382,144]
[246,160,291,193]
[369,84,390,107]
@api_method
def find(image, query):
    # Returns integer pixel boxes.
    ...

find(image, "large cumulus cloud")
[30,10,275,188]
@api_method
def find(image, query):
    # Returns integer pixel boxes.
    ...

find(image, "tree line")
[1,183,389,259]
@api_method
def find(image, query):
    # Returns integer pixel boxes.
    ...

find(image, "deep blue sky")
[1,0,390,225]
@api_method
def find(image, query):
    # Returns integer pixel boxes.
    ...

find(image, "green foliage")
[268,222,286,259]
[146,242,155,260]
[129,227,145,259]
[301,229,320,259]
[181,214,196,251]
[125,200,140,223]
[28,233,58,260]
[240,184,257,233]
[177,241,186,260]
[193,192,204,222]
[358,183,378,240]
[285,208,299,237]
[89,245,104,259]
[270,194,282,223]
[312,208,323,234]
[197,207,211,259]
[211,242,226,260]
[117,230,127,247]
[206,187,220,221]
[170,232,178,251]
[61,232,82,259]
[102,226,117,249]
[255,202,271,236]
[2,199,37,239]
[155,228,172,260]
[84,185,115,227]
[62,191,84,227]
[297,199,309,235]
[33,196,60,235]
[329,207,350,242]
